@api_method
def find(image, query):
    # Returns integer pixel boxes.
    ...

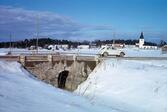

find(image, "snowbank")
[0,61,112,112]
[0,49,167,112]
[123,48,167,57]
[76,59,167,112]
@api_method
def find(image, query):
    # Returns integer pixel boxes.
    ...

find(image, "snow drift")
[76,59,167,112]
[0,61,110,112]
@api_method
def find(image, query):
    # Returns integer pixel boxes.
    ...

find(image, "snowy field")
[0,47,167,57]
[0,60,167,112]
[123,48,167,57]
[0,48,167,112]
[0,48,98,56]
[76,59,167,112]
[0,61,109,112]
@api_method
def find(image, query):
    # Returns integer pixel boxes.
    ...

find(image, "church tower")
[139,32,144,48]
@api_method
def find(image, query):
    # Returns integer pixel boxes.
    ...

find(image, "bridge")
[1,54,167,62]
[0,54,99,91]
[0,54,167,91]
[0,55,99,63]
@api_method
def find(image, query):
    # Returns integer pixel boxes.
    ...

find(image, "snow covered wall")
[76,59,167,112]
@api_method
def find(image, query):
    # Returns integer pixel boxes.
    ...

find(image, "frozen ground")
[76,59,167,112]
[0,48,98,56]
[0,47,167,57]
[123,48,167,57]
[0,48,167,112]
[0,61,114,112]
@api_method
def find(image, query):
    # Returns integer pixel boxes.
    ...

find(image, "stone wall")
[25,60,98,91]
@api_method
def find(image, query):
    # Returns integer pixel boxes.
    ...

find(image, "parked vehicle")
[98,46,125,57]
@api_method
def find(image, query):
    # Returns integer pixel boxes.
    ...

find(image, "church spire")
[140,32,144,39]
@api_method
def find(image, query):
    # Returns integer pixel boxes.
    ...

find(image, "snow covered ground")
[0,48,98,56]
[123,48,167,57]
[76,59,167,112]
[1,60,166,112]
[0,61,112,112]
[0,47,167,112]
[0,47,167,57]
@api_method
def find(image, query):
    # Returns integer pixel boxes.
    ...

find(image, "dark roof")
[163,45,167,48]
[140,32,144,39]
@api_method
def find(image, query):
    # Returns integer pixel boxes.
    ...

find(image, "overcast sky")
[0,0,167,42]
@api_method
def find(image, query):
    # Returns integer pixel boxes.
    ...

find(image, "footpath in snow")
[76,59,167,112]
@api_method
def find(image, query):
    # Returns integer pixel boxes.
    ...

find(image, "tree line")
[0,38,164,48]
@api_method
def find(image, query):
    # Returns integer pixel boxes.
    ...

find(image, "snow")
[76,59,167,112]
[0,48,98,56]
[123,48,167,57]
[0,47,167,57]
[0,47,167,112]
[0,61,111,112]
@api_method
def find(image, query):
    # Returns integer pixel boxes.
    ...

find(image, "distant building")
[112,43,125,48]
[162,45,167,54]
[58,44,69,49]
[48,44,69,50]
[136,32,144,48]
[89,43,97,48]
[162,45,167,50]
[101,43,124,48]
[77,45,90,49]
[29,46,36,50]
[125,45,136,48]
[101,44,112,48]
[136,32,158,49]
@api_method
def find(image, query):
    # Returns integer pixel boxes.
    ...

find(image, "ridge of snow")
[76,59,167,112]
[0,61,117,112]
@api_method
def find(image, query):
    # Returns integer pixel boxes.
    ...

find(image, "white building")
[77,45,90,49]
[136,32,158,49]
[136,32,144,48]
[48,44,69,50]
[58,44,69,49]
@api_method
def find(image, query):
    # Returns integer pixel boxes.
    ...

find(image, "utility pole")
[36,15,40,54]
[9,33,12,55]
[112,31,116,46]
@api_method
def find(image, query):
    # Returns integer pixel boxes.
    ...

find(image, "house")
[28,46,36,50]
[77,45,90,49]
[112,43,125,48]
[161,45,167,54]
[48,44,69,51]
[162,45,167,50]
[89,43,97,48]
[125,45,136,48]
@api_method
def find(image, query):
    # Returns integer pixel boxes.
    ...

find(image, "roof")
[140,32,144,39]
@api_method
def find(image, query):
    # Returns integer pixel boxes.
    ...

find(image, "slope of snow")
[0,61,116,112]
[76,59,167,112]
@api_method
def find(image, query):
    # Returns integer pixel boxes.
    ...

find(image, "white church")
[136,32,158,49]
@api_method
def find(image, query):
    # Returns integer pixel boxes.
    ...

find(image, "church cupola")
[139,32,144,48]
[140,32,144,39]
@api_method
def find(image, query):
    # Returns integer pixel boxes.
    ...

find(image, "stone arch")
[58,70,69,89]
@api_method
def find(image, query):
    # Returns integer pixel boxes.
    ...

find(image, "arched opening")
[58,70,69,89]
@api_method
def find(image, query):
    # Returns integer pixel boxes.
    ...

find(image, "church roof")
[140,32,144,39]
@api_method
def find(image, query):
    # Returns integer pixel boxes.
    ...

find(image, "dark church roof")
[140,32,144,39]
